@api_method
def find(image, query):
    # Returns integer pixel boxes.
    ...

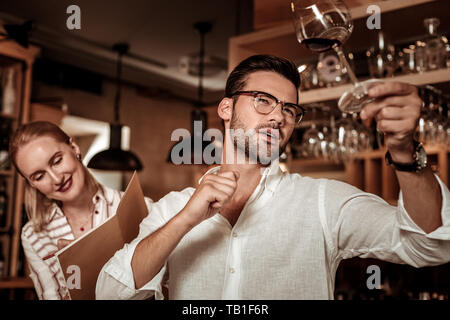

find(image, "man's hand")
[178,171,239,229]
[131,171,239,290]
[360,82,422,163]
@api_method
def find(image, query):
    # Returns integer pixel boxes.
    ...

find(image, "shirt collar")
[92,185,109,205]
[48,203,64,220]
[197,160,283,194]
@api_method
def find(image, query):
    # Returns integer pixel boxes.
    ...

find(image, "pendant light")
[167,22,215,164]
[87,43,143,171]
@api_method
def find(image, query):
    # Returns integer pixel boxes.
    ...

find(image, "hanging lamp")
[167,22,217,165]
[87,43,143,171]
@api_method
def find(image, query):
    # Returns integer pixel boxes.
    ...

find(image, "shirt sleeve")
[95,239,168,300]
[21,230,62,300]
[322,174,450,268]
[96,190,192,300]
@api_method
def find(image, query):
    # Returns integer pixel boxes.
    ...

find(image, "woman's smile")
[57,176,73,193]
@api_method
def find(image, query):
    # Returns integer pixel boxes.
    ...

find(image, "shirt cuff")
[397,173,450,240]
[102,237,167,300]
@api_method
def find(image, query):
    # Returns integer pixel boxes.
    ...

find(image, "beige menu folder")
[55,172,148,300]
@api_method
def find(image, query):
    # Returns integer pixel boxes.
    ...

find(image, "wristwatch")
[385,140,427,172]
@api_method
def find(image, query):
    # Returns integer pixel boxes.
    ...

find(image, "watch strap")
[385,140,423,172]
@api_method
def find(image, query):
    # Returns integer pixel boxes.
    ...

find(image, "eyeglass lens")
[253,93,303,123]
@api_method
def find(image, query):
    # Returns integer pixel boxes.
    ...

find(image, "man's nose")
[268,103,285,125]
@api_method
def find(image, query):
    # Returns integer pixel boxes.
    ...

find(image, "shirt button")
[232,232,238,238]
[229,267,235,274]
[95,210,99,214]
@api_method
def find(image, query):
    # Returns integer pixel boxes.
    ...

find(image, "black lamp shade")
[87,124,143,171]
[86,45,143,172]
[87,148,143,171]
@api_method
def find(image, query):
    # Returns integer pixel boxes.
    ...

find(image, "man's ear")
[69,137,81,157]
[218,98,233,121]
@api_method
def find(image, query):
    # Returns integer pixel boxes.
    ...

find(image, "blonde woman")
[9,121,152,299]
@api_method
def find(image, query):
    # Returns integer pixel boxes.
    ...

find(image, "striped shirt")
[21,184,152,300]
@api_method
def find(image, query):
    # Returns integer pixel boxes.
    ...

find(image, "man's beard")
[229,110,286,165]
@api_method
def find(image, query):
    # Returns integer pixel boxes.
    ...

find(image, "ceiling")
[0,0,253,103]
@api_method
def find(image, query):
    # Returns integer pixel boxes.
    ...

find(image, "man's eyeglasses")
[231,90,306,125]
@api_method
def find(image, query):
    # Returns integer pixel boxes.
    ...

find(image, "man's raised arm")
[361,82,443,234]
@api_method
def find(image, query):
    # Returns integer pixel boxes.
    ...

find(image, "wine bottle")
[1,68,15,115]
[0,119,11,170]
[423,18,447,70]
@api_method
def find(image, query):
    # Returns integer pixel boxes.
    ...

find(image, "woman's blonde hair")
[9,121,99,232]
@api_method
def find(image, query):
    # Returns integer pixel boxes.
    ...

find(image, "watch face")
[416,145,428,169]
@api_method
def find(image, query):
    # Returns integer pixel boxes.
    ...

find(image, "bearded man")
[96,55,449,300]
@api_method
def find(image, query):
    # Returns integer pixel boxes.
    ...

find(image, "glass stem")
[333,45,359,85]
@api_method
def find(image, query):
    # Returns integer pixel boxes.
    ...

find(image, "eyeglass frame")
[230,90,307,125]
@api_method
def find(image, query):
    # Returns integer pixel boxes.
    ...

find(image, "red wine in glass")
[303,38,342,52]
[291,0,383,113]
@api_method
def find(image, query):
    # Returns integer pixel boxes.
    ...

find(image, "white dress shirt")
[21,185,152,300]
[96,162,450,300]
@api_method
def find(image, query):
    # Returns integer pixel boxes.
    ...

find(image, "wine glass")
[436,101,448,144]
[313,105,340,161]
[301,107,324,158]
[334,112,353,161]
[421,86,444,145]
[366,32,398,78]
[291,0,383,113]
[352,113,374,152]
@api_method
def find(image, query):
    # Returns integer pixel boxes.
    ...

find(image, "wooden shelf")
[353,144,450,158]
[0,170,13,176]
[0,38,40,67]
[230,0,450,117]
[299,69,450,104]
[0,41,39,293]
[232,0,436,45]
[424,144,450,155]
[289,157,342,167]
[288,157,346,182]
[229,0,448,70]
[0,277,34,289]
[291,144,450,162]
[288,143,449,200]
[0,112,18,120]
[253,0,436,31]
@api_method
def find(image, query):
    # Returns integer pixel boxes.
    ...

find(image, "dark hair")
[225,55,300,102]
